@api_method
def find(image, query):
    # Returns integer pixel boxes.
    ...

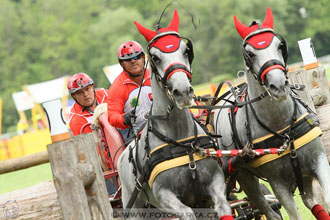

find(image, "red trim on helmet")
[260,64,285,83]
[68,73,94,94]
[117,41,144,60]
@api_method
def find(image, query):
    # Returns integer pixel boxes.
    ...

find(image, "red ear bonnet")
[234,7,274,49]
[134,10,181,52]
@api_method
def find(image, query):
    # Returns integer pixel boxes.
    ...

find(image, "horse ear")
[262,7,273,29]
[134,21,157,42]
[168,9,179,32]
[234,15,249,39]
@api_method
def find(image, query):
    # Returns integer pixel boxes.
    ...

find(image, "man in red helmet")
[67,73,109,136]
[107,41,152,142]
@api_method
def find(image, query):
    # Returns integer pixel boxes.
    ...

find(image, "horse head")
[234,7,289,101]
[135,10,195,109]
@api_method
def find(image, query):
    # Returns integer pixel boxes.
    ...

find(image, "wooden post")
[316,104,330,162]
[287,66,330,162]
[0,181,62,220]
[47,133,113,220]
[288,66,330,111]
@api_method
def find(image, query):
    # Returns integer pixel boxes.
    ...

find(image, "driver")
[107,41,152,143]
[67,73,109,136]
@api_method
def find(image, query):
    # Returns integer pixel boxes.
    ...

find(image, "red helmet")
[117,41,144,61]
[67,73,94,94]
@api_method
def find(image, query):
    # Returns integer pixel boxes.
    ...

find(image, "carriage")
[82,7,330,220]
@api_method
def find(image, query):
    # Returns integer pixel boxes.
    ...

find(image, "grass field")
[258,181,314,219]
[0,163,53,195]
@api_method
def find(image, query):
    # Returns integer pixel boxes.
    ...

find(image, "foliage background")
[0,0,329,132]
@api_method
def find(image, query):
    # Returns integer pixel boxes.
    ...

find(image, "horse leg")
[300,176,330,220]
[314,153,330,213]
[301,152,330,219]
[269,179,303,220]
[120,184,148,220]
[236,171,282,220]
[153,187,196,220]
[207,173,233,219]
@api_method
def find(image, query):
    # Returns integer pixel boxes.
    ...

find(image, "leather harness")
[227,84,321,195]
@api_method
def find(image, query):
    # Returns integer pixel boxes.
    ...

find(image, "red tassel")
[312,204,330,220]
[220,215,234,220]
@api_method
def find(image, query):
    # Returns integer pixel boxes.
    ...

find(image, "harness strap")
[252,113,319,149]
[124,171,146,211]
[188,151,197,179]
[128,145,137,176]
[289,138,305,195]
[205,81,237,125]
[248,93,307,194]
[258,59,286,83]
[148,135,213,172]
[230,107,244,149]
[164,63,192,84]
[192,116,220,147]
[125,112,214,210]
[191,83,268,111]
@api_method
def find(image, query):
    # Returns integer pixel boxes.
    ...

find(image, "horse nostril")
[173,89,181,98]
[189,87,194,96]
[269,84,279,93]
[285,80,289,87]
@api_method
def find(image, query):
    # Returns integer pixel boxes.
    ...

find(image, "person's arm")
[108,83,129,130]
[69,115,91,136]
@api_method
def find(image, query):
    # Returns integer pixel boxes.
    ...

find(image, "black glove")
[123,111,137,127]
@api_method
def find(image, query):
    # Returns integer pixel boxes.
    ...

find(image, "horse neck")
[150,74,195,138]
[246,71,296,129]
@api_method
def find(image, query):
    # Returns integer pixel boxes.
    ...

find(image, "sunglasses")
[122,54,143,62]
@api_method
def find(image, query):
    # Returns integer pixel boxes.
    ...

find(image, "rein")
[190,81,269,126]
[125,30,203,211]
[127,59,149,137]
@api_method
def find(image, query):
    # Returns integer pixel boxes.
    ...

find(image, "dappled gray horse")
[117,10,233,220]
[213,7,330,220]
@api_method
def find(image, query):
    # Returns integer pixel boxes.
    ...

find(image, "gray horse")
[213,7,330,220]
[117,10,233,220]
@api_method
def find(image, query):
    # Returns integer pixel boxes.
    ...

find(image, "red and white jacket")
[68,88,109,136]
[108,69,152,131]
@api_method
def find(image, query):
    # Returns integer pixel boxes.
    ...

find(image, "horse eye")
[278,42,284,51]
[184,48,190,57]
[247,51,255,60]
[152,55,161,63]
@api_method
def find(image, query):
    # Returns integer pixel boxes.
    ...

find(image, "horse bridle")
[147,31,194,90]
[241,28,289,85]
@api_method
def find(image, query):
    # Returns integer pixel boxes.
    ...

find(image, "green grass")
[0,163,53,195]
[234,181,314,219]
[261,181,314,219]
